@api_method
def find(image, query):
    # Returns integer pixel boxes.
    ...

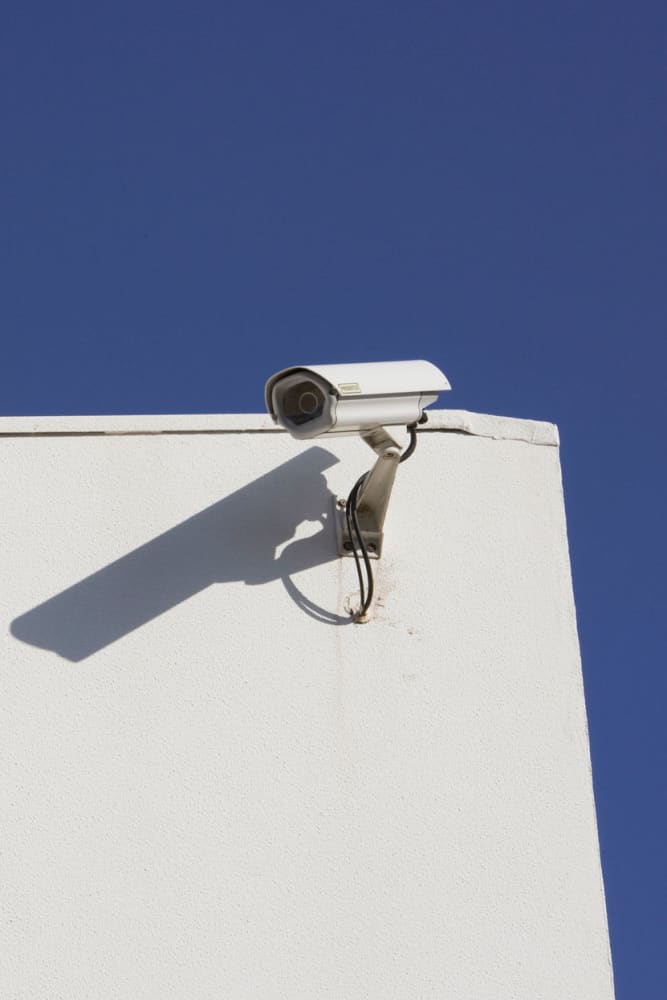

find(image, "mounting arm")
[334,427,403,559]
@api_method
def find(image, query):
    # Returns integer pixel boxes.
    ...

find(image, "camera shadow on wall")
[11,447,351,662]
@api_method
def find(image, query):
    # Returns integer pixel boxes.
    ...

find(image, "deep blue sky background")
[2,2,665,994]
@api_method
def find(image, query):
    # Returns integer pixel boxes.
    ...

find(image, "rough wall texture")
[0,412,614,999]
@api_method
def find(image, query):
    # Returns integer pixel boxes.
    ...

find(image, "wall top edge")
[0,410,559,446]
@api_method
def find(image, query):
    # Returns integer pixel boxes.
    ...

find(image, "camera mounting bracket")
[334,427,402,560]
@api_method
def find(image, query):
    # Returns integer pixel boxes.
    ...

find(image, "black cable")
[346,422,421,621]
[346,472,369,618]
[347,472,374,620]
[399,423,418,463]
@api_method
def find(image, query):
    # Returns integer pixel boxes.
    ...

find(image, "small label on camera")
[337,382,362,395]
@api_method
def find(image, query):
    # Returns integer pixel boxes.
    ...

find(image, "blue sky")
[2,2,665,994]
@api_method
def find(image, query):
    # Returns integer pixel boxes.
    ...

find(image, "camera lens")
[283,380,325,425]
[298,390,319,414]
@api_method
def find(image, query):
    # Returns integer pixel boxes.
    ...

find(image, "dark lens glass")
[282,380,325,426]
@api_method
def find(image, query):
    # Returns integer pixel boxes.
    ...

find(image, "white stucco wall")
[0,411,614,999]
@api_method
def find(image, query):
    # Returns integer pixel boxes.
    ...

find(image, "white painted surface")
[1,414,612,999]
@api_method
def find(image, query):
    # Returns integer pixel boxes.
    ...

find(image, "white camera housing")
[265,360,450,439]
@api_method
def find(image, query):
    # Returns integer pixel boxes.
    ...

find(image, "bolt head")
[343,540,354,552]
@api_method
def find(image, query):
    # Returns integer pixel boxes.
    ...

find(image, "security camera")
[265,360,450,439]
[265,359,451,622]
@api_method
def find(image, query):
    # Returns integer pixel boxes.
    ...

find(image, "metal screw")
[343,540,354,552]
[337,498,347,509]
[367,543,377,553]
